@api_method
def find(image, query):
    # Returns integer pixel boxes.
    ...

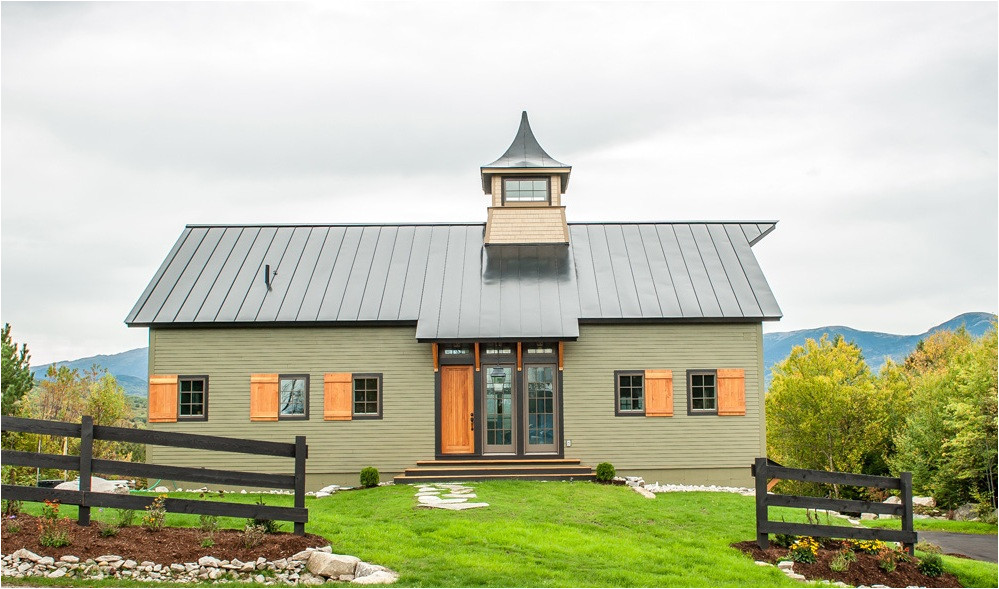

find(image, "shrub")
[2,499,22,518]
[200,536,215,548]
[918,553,944,577]
[113,508,136,528]
[242,522,265,549]
[595,462,615,482]
[37,500,71,548]
[915,541,942,554]
[829,551,850,573]
[199,514,220,534]
[788,536,819,564]
[142,494,167,532]
[360,466,380,488]
[252,496,283,534]
[772,533,795,548]
[877,547,897,572]
[849,538,887,554]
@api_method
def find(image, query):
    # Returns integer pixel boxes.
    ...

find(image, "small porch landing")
[394,458,596,483]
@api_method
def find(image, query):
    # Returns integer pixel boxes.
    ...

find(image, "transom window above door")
[503,178,549,202]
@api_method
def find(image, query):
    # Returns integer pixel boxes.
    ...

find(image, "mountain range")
[31,312,996,395]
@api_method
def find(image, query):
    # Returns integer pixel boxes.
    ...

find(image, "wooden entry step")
[394,458,595,484]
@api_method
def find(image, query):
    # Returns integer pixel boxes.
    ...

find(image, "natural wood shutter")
[717,368,746,416]
[250,373,279,421]
[148,375,179,423]
[324,373,353,421]
[644,369,673,417]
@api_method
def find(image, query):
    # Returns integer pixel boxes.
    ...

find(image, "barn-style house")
[126,112,782,486]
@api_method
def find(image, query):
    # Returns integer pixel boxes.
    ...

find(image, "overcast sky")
[2,1,996,365]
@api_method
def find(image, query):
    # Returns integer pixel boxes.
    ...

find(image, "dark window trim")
[686,369,719,416]
[352,372,383,420]
[614,370,646,416]
[278,373,310,420]
[177,375,209,422]
[501,176,551,205]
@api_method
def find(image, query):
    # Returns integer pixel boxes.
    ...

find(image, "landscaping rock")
[912,496,935,507]
[198,556,220,567]
[353,570,399,584]
[46,568,67,578]
[11,549,41,562]
[883,496,902,504]
[355,562,386,578]
[60,555,80,563]
[306,552,360,578]
[55,476,130,494]
[954,502,980,521]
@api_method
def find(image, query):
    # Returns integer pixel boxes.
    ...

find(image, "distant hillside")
[763,312,996,388]
[32,347,149,397]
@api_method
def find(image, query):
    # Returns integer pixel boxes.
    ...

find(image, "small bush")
[595,462,615,482]
[113,508,136,528]
[788,536,818,564]
[773,533,795,548]
[915,541,942,554]
[877,548,897,573]
[918,554,944,578]
[849,538,887,554]
[199,514,220,534]
[200,536,215,548]
[252,496,283,534]
[242,523,266,549]
[829,551,850,573]
[142,495,167,532]
[360,466,380,488]
[7,523,21,534]
[37,500,71,548]
[841,548,857,563]
[2,499,23,517]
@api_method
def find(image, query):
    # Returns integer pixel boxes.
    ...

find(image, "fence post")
[754,457,769,549]
[900,471,914,555]
[293,436,307,536]
[78,416,93,526]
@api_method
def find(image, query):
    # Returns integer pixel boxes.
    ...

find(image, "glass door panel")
[525,364,558,453]
[483,365,515,453]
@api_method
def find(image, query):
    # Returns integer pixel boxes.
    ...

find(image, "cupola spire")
[481,112,571,246]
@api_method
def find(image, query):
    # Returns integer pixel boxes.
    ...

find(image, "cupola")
[481,112,571,245]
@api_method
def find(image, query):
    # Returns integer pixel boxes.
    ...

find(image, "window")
[615,371,645,415]
[352,374,382,419]
[503,178,549,203]
[525,342,554,354]
[687,370,718,415]
[441,345,470,356]
[483,343,514,355]
[178,376,208,420]
[279,374,309,419]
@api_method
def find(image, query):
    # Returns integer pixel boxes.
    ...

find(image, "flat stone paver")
[412,483,488,510]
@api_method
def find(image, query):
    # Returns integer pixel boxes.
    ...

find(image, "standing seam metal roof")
[126,222,781,339]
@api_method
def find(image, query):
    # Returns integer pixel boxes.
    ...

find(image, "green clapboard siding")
[147,326,434,477]
[562,323,765,474]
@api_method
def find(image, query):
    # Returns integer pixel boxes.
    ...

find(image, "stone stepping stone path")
[413,483,489,511]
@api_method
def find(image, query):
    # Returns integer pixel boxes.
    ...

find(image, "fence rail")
[753,457,916,554]
[1,415,308,535]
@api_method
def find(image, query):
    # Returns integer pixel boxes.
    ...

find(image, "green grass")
[861,516,998,535]
[7,483,998,587]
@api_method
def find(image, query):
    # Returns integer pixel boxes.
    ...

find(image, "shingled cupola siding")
[482,111,571,245]
[126,112,781,488]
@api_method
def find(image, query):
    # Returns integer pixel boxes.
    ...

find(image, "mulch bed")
[1,514,328,564]
[732,540,963,588]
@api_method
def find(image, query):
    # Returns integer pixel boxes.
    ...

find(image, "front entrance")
[440,365,474,455]
[436,343,561,458]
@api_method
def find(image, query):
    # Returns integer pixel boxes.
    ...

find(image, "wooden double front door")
[439,363,560,456]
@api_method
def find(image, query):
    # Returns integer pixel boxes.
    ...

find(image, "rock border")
[2,546,398,585]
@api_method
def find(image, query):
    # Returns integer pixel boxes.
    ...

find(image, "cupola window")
[503,178,549,203]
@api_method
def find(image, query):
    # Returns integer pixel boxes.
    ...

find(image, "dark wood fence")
[753,457,916,554]
[1,415,308,535]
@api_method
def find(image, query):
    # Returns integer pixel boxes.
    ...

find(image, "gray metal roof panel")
[483,111,569,169]
[127,221,780,331]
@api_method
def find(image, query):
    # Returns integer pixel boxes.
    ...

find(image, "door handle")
[470,412,475,429]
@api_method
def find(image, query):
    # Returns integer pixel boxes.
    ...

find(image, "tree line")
[766,324,997,520]
[2,324,144,485]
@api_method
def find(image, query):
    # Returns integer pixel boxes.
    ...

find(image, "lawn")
[861,517,998,535]
[8,482,998,587]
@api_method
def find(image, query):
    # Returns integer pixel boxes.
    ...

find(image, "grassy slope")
[10,483,998,588]
[861,517,998,535]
